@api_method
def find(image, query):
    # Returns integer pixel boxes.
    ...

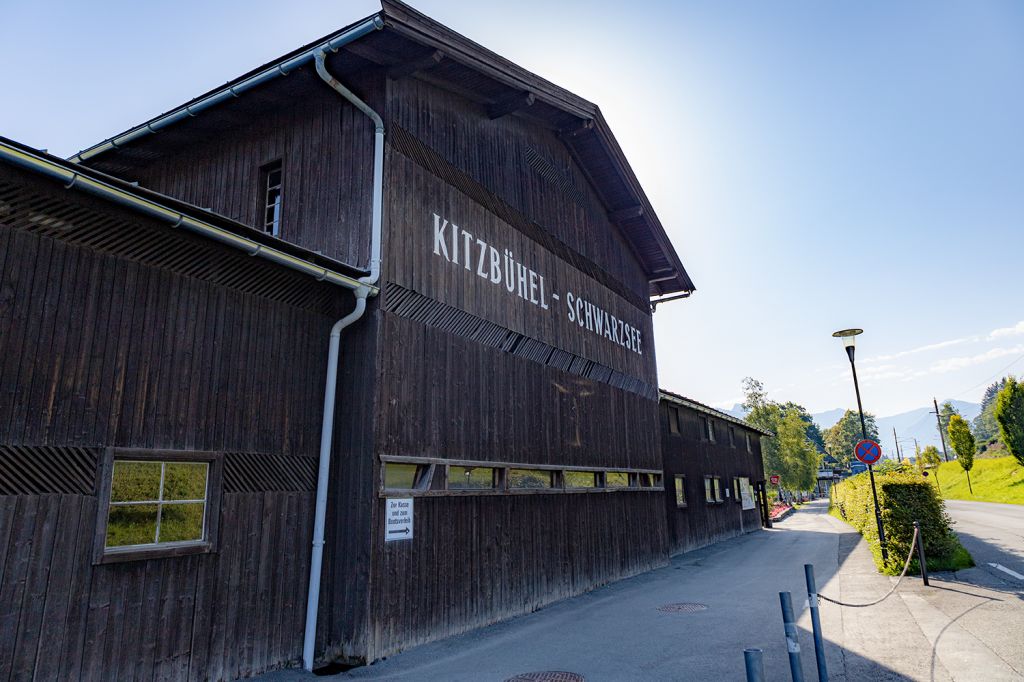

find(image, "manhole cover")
[504,673,585,682]
[658,602,708,613]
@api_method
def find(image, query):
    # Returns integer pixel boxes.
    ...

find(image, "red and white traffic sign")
[854,439,882,465]
[769,474,781,485]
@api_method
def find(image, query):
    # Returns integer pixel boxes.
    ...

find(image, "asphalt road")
[946,499,1024,586]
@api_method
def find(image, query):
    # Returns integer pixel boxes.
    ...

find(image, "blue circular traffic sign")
[854,439,882,465]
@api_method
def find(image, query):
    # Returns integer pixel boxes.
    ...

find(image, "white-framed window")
[94,449,222,564]
[260,160,283,236]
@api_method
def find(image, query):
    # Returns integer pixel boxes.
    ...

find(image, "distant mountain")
[811,408,846,429]
[726,400,982,456]
[812,400,980,455]
[876,400,980,455]
[723,403,747,420]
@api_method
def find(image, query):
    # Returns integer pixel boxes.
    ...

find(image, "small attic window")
[260,160,283,237]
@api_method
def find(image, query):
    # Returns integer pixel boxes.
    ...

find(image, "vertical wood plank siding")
[659,401,767,555]
[132,76,382,268]
[388,78,651,300]
[0,190,345,679]
[351,75,669,661]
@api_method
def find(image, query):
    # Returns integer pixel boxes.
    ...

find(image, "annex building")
[0,2,768,679]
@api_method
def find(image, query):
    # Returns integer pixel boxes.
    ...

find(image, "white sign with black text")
[385,498,414,542]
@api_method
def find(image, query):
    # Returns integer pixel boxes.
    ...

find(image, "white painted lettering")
[432,214,450,261]
[476,239,489,278]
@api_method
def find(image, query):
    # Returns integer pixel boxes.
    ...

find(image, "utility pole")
[933,398,951,462]
[893,427,902,463]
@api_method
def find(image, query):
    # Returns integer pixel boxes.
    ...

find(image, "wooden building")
[659,391,771,555]
[0,2,766,679]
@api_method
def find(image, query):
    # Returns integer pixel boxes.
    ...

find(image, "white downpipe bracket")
[303,51,385,671]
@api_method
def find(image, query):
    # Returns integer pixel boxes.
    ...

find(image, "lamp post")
[833,328,888,562]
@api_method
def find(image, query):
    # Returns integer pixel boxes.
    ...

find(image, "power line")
[952,351,1024,399]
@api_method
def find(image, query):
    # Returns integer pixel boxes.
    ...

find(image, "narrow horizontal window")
[605,471,630,488]
[508,468,552,489]
[448,466,496,490]
[565,471,597,489]
[384,462,433,491]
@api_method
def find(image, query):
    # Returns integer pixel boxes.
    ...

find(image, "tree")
[741,378,821,490]
[823,409,880,464]
[919,445,942,468]
[995,377,1024,467]
[974,378,1009,443]
[947,414,975,494]
[777,410,820,491]
[918,444,943,491]
[782,402,826,452]
[938,401,960,447]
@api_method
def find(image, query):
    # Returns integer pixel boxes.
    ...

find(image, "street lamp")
[833,328,889,562]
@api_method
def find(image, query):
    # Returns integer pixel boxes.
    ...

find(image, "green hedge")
[831,470,970,574]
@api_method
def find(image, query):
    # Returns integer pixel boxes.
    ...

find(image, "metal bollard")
[914,521,929,586]
[779,591,805,682]
[804,565,829,681]
[744,648,766,682]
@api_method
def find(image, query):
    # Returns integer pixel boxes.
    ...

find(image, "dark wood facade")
[0,167,349,679]
[659,392,768,556]
[0,2,738,679]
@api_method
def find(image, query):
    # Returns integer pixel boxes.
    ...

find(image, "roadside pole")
[779,591,805,682]
[804,565,828,681]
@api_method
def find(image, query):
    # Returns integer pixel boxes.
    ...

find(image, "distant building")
[659,391,770,554]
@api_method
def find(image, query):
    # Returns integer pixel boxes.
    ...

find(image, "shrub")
[831,470,967,574]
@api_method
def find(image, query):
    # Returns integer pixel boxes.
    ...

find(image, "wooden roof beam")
[487,91,535,119]
[610,205,644,222]
[559,118,595,138]
[387,49,445,80]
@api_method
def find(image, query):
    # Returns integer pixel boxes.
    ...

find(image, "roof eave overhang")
[659,390,773,437]
[69,0,694,297]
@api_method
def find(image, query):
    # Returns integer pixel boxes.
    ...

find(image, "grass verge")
[928,456,1024,505]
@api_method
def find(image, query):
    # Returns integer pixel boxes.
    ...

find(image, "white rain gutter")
[301,49,385,671]
[0,141,377,295]
[69,16,385,164]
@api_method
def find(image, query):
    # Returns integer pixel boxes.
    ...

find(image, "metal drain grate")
[658,602,708,613]
[505,673,586,682]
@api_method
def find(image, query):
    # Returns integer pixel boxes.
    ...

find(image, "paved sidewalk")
[260,500,1024,681]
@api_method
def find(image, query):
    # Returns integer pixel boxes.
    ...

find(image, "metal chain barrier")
[817,526,919,608]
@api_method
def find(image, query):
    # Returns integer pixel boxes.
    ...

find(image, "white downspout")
[302,49,385,671]
[316,49,384,286]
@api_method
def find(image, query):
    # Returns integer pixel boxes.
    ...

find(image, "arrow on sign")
[388,527,411,536]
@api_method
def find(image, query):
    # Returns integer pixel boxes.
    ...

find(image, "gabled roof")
[659,389,772,437]
[70,1,694,299]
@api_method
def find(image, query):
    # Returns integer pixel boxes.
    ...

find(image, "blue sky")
[3,0,1022,417]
